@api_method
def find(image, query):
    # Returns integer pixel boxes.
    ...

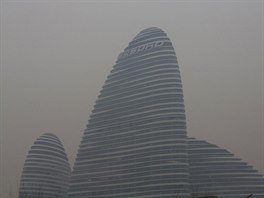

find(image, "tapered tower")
[69,27,190,197]
[69,27,264,198]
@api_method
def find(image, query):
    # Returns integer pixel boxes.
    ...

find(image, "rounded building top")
[41,132,58,138]
[19,133,71,198]
[117,27,172,62]
[135,27,165,37]
[38,132,61,142]
[131,27,167,42]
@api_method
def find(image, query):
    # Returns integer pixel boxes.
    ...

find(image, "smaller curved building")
[19,133,71,198]
[189,137,264,198]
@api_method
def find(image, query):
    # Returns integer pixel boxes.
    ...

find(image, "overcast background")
[1,0,263,197]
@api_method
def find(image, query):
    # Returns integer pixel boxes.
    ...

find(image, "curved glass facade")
[189,137,264,198]
[19,133,71,198]
[69,27,189,198]
[69,27,264,198]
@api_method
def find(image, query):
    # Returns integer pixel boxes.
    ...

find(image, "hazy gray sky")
[1,1,263,197]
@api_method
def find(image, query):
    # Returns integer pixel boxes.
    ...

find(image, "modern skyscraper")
[69,27,264,198]
[19,133,71,198]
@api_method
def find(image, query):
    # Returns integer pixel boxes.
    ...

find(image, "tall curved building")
[69,27,264,198]
[69,27,189,198]
[19,133,71,198]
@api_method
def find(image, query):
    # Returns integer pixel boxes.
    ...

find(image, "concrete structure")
[19,133,71,198]
[69,27,264,198]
